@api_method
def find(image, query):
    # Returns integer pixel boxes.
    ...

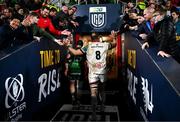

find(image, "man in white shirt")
[63,31,117,120]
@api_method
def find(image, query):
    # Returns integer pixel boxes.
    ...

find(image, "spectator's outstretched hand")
[54,39,64,45]
[71,21,79,27]
[141,42,149,50]
[61,29,71,36]
[63,38,71,47]
[157,51,171,58]
[111,30,115,37]
[139,34,147,40]
[34,36,41,42]
[110,30,118,39]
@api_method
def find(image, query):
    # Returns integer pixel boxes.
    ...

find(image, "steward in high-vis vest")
[137,1,146,15]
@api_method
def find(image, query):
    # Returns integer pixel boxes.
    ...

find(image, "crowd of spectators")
[0,0,80,51]
[0,0,120,52]
[120,0,180,63]
[0,0,180,63]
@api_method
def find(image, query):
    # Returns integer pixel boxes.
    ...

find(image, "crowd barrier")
[124,33,180,121]
[0,39,67,121]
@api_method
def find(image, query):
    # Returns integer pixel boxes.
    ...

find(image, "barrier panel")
[75,4,122,32]
[124,33,180,121]
[0,39,67,121]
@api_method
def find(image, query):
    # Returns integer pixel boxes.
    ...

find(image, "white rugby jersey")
[81,42,111,74]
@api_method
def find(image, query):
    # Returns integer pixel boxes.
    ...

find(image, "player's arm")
[108,30,117,49]
[110,38,117,48]
[68,46,83,55]
[64,62,69,76]
[63,36,86,55]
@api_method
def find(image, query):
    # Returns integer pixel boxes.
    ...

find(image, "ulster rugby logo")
[89,7,107,28]
[5,74,25,108]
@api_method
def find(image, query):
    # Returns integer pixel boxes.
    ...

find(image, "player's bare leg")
[98,82,105,112]
[90,82,98,121]
[70,80,76,106]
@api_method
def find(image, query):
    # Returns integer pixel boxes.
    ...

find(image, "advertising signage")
[75,4,122,32]
[124,34,180,121]
[0,39,67,121]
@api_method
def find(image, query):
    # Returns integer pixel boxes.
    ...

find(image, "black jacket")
[14,24,33,46]
[0,24,15,50]
[153,16,179,56]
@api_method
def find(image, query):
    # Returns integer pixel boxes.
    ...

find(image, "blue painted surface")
[75,4,121,32]
[0,39,67,121]
[124,34,180,121]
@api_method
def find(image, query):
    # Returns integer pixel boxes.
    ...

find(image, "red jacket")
[37,16,61,36]
[172,0,179,6]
